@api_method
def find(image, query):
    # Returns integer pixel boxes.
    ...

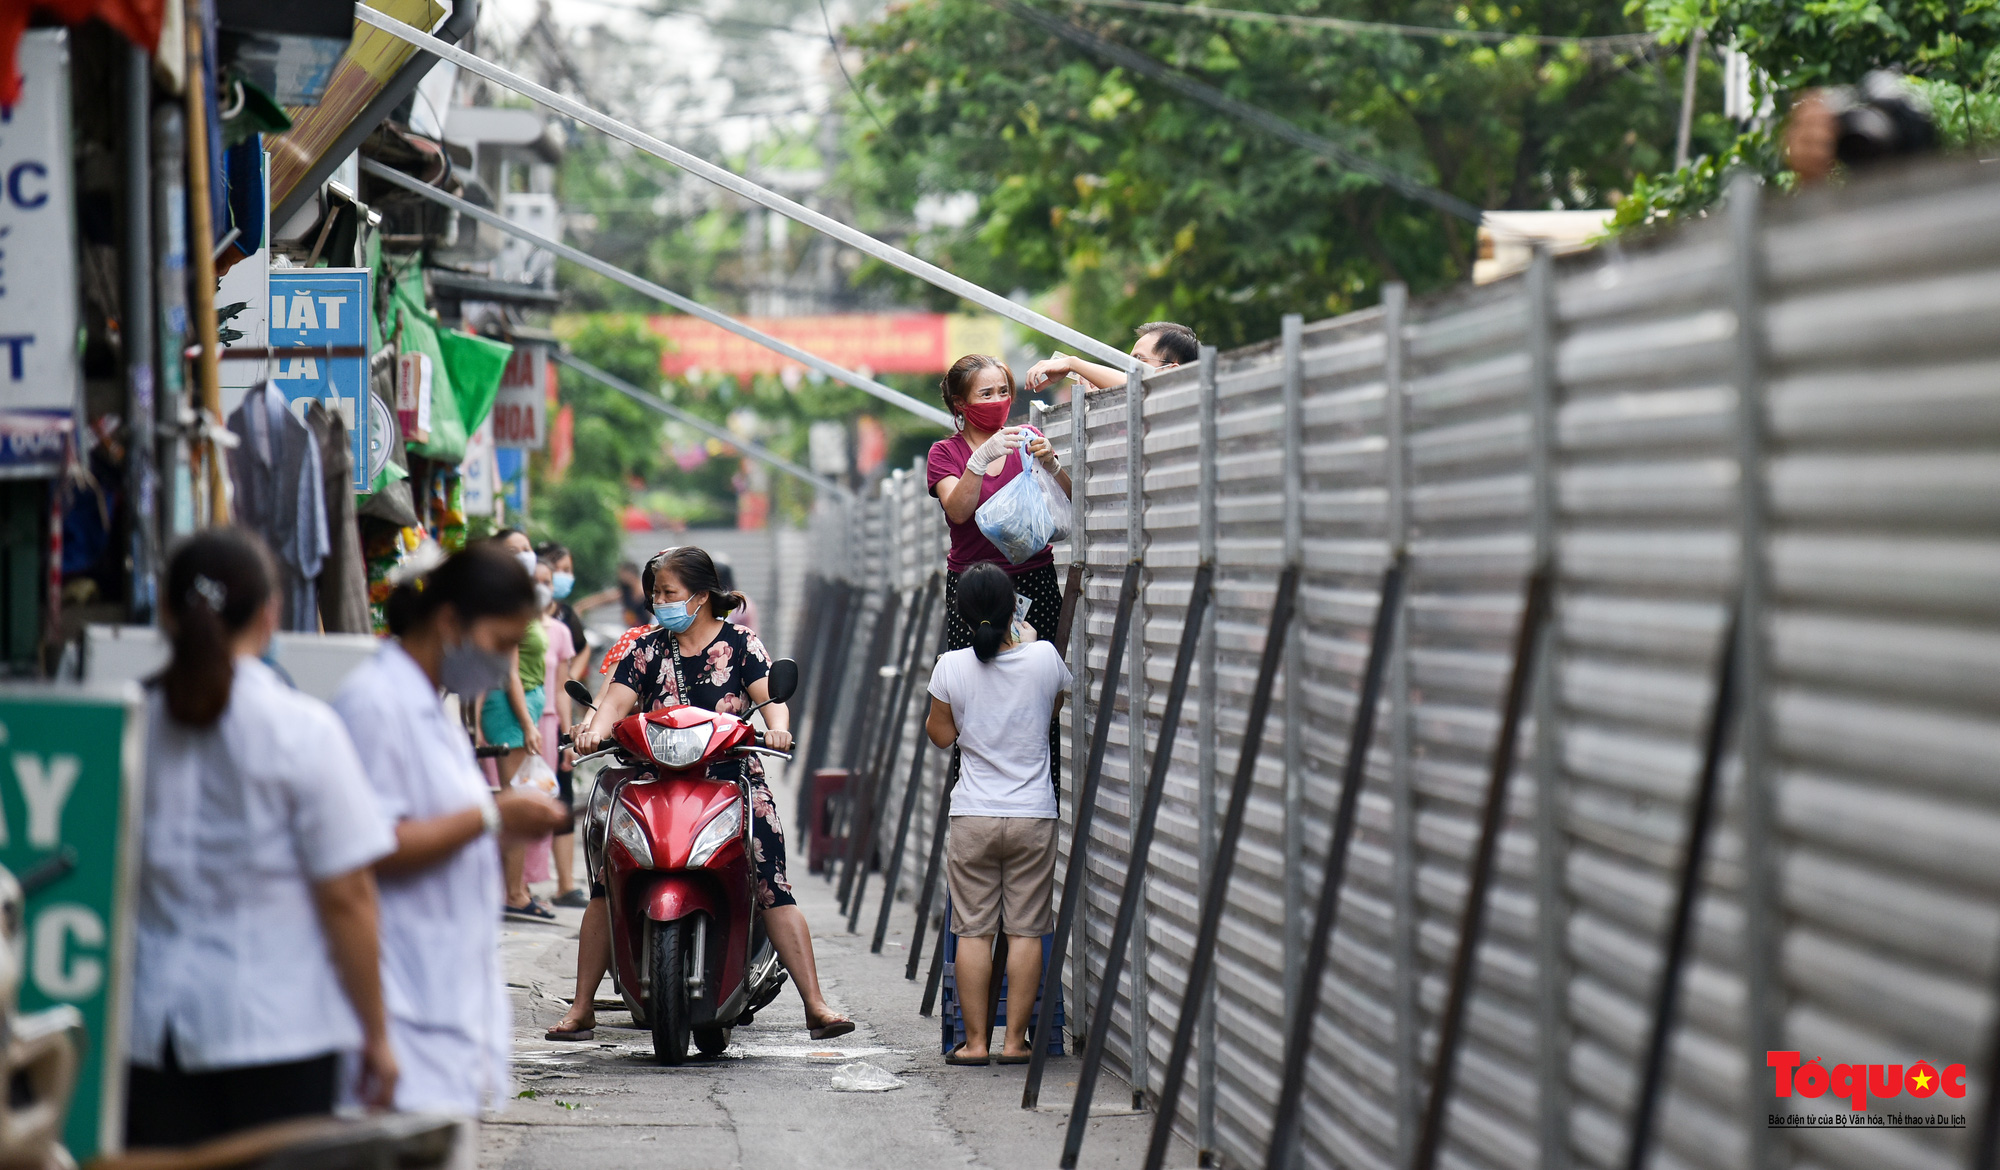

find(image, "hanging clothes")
[303,401,371,635]
[226,384,329,631]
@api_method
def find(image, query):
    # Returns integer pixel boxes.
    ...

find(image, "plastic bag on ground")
[829,1061,904,1092]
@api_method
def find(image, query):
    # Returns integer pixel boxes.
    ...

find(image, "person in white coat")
[334,544,567,1162]
[129,529,397,1146]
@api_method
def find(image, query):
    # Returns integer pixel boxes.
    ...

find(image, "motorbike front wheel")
[649,921,691,1065]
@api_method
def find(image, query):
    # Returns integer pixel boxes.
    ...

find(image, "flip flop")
[996,1053,1032,1065]
[505,902,557,922]
[808,1018,856,1041]
[945,1045,990,1066]
[544,1026,595,1042]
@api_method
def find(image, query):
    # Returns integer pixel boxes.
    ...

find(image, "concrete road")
[484,831,1190,1167]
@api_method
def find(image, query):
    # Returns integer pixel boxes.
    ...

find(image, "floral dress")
[611,622,795,909]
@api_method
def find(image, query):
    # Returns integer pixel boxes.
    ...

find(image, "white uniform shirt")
[333,643,510,1115]
[132,656,394,1071]
[928,641,1071,818]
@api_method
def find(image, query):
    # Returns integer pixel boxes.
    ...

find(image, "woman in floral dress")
[549,546,854,1042]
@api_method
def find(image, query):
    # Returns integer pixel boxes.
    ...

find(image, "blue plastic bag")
[974,436,1066,564]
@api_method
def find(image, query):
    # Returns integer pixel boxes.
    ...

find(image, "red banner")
[647,314,1003,378]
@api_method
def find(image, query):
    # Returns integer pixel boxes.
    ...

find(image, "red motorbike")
[564,660,798,1065]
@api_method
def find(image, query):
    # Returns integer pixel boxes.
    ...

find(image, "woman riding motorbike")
[548,545,856,1042]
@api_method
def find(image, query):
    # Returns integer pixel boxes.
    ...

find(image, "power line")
[993,0,1485,224]
[818,0,892,135]
[1064,0,1657,50]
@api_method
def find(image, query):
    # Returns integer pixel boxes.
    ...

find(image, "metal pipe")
[1382,282,1419,1168]
[1412,564,1555,1170]
[1263,556,1406,1170]
[1064,563,1213,1168]
[1022,559,1143,1110]
[1194,344,1219,1161]
[369,161,950,428]
[1068,383,1092,1043]
[1728,172,1781,1170]
[1527,249,1572,1170]
[1122,363,1151,1109]
[123,42,158,622]
[352,4,1140,373]
[907,760,954,982]
[554,352,850,497]
[835,588,904,902]
[1280,312,1304,1022]
[847,585,932,928]
[872,574,946,952]
[1624,609,1741,1170]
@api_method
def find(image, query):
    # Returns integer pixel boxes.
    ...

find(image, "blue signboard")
[495,447,528,518]
[268,269,369,490]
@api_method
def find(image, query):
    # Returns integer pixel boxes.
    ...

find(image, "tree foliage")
[842,0,1697,345]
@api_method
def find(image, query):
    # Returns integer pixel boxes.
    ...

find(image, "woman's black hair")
[643,546,744,617]
[384,543,539,637]
[957,563,1016,663]
[940,354,1014,423]
[536,541,570,565]
[156,528,276,727]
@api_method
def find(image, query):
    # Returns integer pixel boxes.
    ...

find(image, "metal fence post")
[1382,282,1419,1170]
[1070,381,1093,1045]
[1527,249,1572,1170]
[1280,313,1305,1024]
[1196,344,1220,1162]
[1728,172,1780,1170]
[1125,362,1151,1106]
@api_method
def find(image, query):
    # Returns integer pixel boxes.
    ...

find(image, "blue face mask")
[653,596,702,633]
[551,571,575,600]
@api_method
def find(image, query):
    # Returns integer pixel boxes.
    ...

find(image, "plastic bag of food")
[512,753,560,798]
[974,432,1062,564]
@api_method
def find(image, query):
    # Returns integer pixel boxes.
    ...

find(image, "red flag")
[2,1,165,108]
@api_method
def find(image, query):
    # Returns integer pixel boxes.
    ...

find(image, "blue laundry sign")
[268,268,370,490]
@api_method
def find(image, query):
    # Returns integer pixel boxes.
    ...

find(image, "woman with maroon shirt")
[927,354,1073,786]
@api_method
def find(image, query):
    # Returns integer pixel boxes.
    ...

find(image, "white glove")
[965,430,1010,476]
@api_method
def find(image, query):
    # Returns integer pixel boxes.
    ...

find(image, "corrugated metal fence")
[798,163,2000,1170]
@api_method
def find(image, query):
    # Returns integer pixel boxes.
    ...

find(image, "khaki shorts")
[945,815,1059,938]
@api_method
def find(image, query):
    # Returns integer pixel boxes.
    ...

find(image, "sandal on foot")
[809,1018,856,1041]
[544,1025,595,1041]
[946,1045,990,1066]
[996,1053,1033,1065]
[505,901,556,922]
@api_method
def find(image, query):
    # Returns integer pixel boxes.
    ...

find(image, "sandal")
[996,1053,1033,1065]
[544,1025,595,1041]
[808,1018,856,1041]
[945,1045,990,1067]
[505,901,557,922]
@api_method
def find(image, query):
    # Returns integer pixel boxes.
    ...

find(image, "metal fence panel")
[819,161,2000,1170]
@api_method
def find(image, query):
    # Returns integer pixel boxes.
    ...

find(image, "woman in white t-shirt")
[924,563,1072,1066]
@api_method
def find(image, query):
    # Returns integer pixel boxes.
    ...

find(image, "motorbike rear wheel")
[694,1025,730,1057]
[649,922,691,1065]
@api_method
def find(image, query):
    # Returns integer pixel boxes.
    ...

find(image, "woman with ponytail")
[922,563,1071,1065]
[130,530,398,1146]
[333,544,568,1157]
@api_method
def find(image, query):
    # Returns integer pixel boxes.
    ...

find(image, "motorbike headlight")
[645,723,711,768]
[586,770,615,837]
[610,803,654,869]
[687,799,743,869]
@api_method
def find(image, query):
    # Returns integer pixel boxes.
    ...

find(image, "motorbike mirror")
[766,659,799,705]
[565,679,596,710]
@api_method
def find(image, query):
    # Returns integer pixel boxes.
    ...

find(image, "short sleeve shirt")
[928,641,1071,817]
[517,612,550,692]
[926,433,1056,575]
[611,622,774,783]
[133,656,395,1071]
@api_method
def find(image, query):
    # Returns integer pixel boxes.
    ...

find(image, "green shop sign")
[0,685,142,1163]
